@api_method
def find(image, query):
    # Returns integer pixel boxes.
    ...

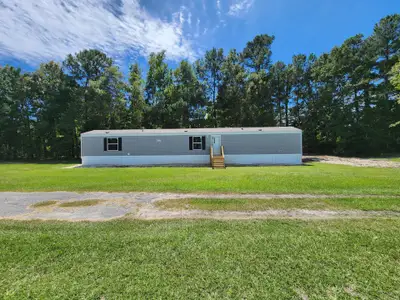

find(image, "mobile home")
[80,127,302,167]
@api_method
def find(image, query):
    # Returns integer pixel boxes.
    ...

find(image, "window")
[193,136,202,149]
[189,136,206,150]
[104,137,122,151]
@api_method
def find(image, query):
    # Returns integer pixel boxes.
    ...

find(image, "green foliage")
[144,51,173,128]
[391,61,400,90]
[217,49,247,126]
[242,34,275,72]
[127,63,147,128]
[390,61,400,127]
[194,48,225,126]
[0,14,400,159]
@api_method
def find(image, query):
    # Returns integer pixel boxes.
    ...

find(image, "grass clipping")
[32,199,105,209]
[59,199,105,208]
[31,200,58,208]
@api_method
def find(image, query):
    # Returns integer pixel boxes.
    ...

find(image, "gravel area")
[1,192,399,221]
[303,155,400,168]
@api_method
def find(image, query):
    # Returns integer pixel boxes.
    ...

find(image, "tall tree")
[195,48,224,127]
[171,60,206,128]
[144,51,172,128]
[390,61,400,127]
[217,49,247,126]
[242,35,275,126]
[63,49,113,131]
[371,14,400,103]
[242,34,275,72]
[31,61,77,158]
[270,61,290,126]
[0,66,26,159]
[127,63,147,128]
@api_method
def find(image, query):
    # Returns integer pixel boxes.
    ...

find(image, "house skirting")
[81,154,302,166]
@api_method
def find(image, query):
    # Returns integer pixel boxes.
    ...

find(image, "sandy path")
[304,155,400,168]
[137,207,400,220]
[0,192,399,221]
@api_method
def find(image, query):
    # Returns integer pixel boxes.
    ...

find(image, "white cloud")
[216,0,221,16]
[228,0,254,17]
[202,0,207,12]
[188,12,192,26]
[194,18,201,37]
[0,0,199,64]
[179,10,185,27]
[217,0,221,10]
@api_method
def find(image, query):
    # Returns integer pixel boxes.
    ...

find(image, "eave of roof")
[81,127,301,136]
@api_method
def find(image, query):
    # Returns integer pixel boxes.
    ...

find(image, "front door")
[211,135,221,155]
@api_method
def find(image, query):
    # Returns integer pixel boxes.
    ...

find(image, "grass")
[156,197,400,212]
[31,200,58,208]
[58,199,104,208]
[1,162,400,195]
[0,219,399,299]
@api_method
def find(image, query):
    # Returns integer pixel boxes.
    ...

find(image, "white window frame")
[107,137,119,151]
[192,136,203,150]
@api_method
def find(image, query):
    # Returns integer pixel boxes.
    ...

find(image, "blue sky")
[0,0,399,73]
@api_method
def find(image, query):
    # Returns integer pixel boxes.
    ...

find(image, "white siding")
[224,154,302,165]
[82,155,210,166]
[82,154,301,166]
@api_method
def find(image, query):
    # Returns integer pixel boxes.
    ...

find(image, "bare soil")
[303,155,400,168]
[1,192,399,221]
[135,206,400,220]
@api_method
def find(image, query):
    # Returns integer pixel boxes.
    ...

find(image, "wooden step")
[210,149,225,168]
[212,159,225,164]
[212,156,224,160]
[212,162,225,169]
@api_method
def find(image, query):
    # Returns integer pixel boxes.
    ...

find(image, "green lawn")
[0,219,399,299]
[1,163,400,195]
[156,197,400,212]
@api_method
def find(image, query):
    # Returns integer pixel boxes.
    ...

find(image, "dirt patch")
[134,205,400,220]
[304,156,400,168]
[2,192,400,221]
[62,164,82,169]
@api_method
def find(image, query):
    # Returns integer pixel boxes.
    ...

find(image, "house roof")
[82,127,301,136]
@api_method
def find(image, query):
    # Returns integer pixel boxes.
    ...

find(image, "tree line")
[0,14,399,160]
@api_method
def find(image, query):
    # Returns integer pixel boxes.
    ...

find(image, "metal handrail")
[210,146,214,169]
[210,146,214,168]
